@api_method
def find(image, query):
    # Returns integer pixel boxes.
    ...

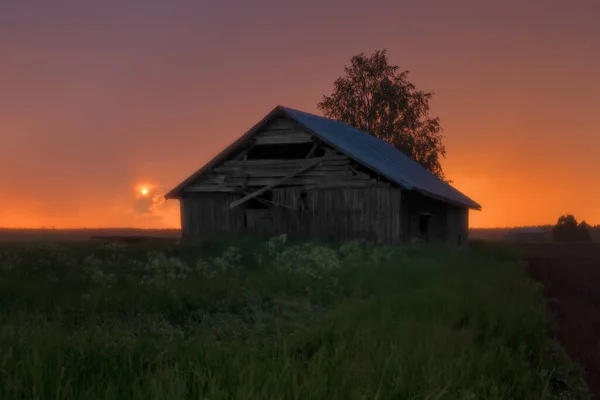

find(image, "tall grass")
[0,236,589,399]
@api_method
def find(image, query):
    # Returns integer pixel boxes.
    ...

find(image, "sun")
[135,182,156,197]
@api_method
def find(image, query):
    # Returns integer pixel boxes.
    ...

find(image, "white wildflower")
[142,253,191,288]
[212,246,242,273]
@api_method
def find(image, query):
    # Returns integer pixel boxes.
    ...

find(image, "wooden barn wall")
[182,116,383,194]
[272,187,403,243]
[401,191,444,242]
[179,187,471,245]
[184,155,379,193]
[253,117,313,145]
[179,185,469,245]
[446,205,469,245]
[180,193,245,237]
[401,190,469,244]
[180,187,403,243]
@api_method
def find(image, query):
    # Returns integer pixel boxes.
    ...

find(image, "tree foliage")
[317,49,447,180]
[578,220,592,241]
[551,214,592,242]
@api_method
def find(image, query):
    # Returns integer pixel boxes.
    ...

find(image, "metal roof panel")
[281,107,481,210]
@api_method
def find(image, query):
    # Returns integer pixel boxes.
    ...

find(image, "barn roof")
[165,106,481,210]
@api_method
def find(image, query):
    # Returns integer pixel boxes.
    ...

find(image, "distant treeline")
[1,226,598,243]
[0,228,181,242]
[470,225,600,242]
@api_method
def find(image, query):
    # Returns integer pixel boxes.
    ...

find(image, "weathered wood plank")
[231,145,255,161]
[258,128,296,135]
[213,174,346,184]
[254,134,313,145]
[305,142,318,158]
[195,156,375,190]
[257,128,311,137]
[180,193,245,237]
[187,178,384,192]
[263,118,299,130]
[204,174,227,182]
[217,162,350,171]
[211,166,360,177]
[223,155,349,168]
[302,182,391,190]
[214,165,353,175]
[216,163,352,175]
[182,186,405,244]
[229,157,336,209]
[184,185,239,192]
[202,175,375,186]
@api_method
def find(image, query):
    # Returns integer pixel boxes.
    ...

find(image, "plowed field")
[517,243,600,399]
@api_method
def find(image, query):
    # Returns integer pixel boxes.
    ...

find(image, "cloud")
[132,184,167,220]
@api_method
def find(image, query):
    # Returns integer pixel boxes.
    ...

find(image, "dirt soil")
[517,242,600,399]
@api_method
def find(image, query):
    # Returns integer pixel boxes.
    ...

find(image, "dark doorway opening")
[299,191,308,214]
[418,213,431,241]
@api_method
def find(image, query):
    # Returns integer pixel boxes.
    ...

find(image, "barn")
[165,106,481,245]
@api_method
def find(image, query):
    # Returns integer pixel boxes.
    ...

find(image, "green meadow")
[0,236,589,399]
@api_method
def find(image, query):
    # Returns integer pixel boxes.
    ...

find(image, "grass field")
[0,236,590,399]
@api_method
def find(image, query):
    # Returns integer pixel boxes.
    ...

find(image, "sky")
[1,0,599,229]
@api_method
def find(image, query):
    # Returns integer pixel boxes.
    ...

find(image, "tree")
[552,214,586,242]
[317,49,447,180]
[578,220,592,241]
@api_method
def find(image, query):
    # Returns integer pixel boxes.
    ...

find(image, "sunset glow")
[1,1,598,229]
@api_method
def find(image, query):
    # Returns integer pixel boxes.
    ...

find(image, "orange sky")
[1,0,599,229]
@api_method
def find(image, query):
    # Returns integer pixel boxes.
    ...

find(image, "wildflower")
[212,246,242,273]
[142,253,191,288]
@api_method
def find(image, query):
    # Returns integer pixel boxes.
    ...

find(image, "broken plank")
[305,142,318,158]
[228,156,336,209]
[231,145,255,161]
[197,175,375,187]
[212,166,354,178]
[303,181,391,190]
[223,156,348,168]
